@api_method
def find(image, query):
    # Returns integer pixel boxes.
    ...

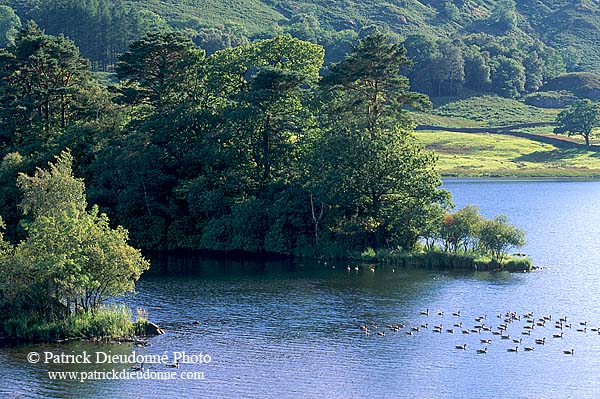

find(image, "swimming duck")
[165,360,180,368]
[131,363,144,372]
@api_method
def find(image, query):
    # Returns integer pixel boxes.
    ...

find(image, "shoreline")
[441,175,600,180]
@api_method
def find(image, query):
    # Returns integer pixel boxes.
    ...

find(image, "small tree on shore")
[440,205,482,253]
[3,150,149,318]
[478,215,525,262]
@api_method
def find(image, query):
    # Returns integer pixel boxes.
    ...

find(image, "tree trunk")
[310,193,324,244]
[61,93,66,129]
[262,113,271,182]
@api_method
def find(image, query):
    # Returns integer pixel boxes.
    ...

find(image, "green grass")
[357,248,533,271]
[415,129,600,177]
[1,304,142,342]
[413,95,600,177]
[430,95,560,127]
[412,112,486,128]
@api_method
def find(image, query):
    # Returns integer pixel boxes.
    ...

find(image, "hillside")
[412,94,600,177]
[415,128,600,177]
[1,0,600,74]
[1,0,600,181]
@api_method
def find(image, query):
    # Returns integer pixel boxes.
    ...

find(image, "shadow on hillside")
[513,148,592,163]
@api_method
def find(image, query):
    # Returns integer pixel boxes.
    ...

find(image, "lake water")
[2,179,600,398]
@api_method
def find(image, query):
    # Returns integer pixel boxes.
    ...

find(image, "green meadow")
[415,129,600,177]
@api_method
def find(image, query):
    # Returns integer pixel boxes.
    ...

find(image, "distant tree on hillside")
[554,99,600,147]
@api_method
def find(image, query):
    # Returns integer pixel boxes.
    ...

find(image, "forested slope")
[1,0,600,73]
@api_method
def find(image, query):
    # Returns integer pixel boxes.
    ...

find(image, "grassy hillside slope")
[4,0,600,178]
[416,129,600,177]
[138,0,285,34]
[413,94,600,177]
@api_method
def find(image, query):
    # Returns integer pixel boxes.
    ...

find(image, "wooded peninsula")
[0,23,529,342]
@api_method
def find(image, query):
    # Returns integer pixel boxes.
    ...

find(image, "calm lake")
[2,179,600,398]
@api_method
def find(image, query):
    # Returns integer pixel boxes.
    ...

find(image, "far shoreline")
[442,176,600,181]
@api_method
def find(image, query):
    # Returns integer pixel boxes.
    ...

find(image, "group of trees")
[0,24,528,263]
[0,0,574,101]
[6,0,171,70]
[403,32,564,98]
[428,205,525,262]
[0,24,447,257]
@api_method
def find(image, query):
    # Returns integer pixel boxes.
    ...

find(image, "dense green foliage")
[0,25,529,265]
[0,0,599,99]
[0,22,110,148]
[311,34,440,250]
[0,151,149,338]
[403,32,563,98]
[0,26,452,257]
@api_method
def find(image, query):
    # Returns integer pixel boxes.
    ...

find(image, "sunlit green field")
[415,130,600,177]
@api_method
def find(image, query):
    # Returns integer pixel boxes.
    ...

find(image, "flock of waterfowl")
[359,309,598,355]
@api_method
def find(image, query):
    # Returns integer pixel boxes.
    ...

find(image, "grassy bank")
[358,248,533,272]
[0,305,149,343]
[412,95,600,177]
[415,129,600,177]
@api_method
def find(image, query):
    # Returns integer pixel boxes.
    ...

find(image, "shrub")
[478,215,525,262]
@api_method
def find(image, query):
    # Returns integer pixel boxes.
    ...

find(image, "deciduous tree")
[7,150,149,316]
[554,99,600,147]
[478,215,525,262]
